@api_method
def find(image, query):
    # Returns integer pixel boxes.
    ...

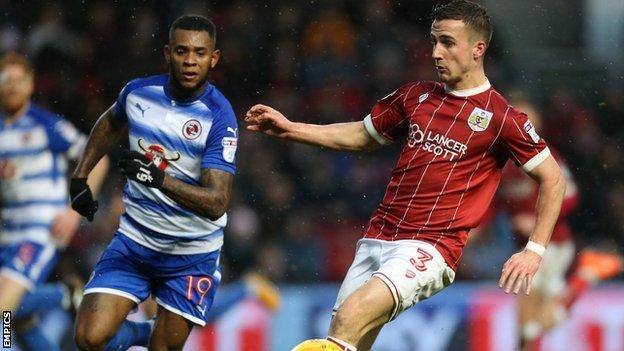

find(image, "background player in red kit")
[496,98,623,351]
[246,1,566,350]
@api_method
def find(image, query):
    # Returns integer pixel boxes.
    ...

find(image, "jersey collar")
[164,75,213,105]
[444,78,491,97]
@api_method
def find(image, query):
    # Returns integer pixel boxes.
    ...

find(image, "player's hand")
[51,209,81,246]
[70,178,99,221]
[244,104,293,138]
[118,150,165,188]
[499,249,542,295]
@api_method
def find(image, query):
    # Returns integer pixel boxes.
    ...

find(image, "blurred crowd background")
[1,0,622,284]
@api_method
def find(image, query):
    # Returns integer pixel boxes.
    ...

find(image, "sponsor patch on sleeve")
[523,120,540,143]
[222,137,237,163]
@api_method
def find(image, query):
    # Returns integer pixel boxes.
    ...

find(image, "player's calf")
[148,307,194,351]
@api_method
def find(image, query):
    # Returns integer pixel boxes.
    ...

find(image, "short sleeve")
[201,103,238,174]
[363,85,412,145]
[46,117,87,159]
[113,81,133,122]
[500,111,550,172]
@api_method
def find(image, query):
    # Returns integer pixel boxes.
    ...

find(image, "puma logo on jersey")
[135,102,150,117]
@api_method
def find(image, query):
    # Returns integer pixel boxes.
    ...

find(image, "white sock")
[327,336,357,351]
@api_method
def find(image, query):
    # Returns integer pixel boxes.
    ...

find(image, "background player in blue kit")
[70,15,239,350]
[0,52,109,350]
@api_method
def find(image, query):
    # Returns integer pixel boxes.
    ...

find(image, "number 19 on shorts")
[186,276,213,305]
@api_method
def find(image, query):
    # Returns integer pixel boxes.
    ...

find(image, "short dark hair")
[169,15,217,45]
[431,0,493,45]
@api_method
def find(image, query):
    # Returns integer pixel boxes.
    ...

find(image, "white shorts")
[333,238,455,321]
[532,240,575,296]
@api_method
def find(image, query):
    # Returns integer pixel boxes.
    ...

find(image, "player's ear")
[210,49,220,68]
[164,45,171,64]
[24,72,35,96]
[473,40,487,60]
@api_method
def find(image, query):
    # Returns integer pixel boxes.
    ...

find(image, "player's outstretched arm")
[71,105,126,220]
[245,104,380,151]
[499,155,566,295]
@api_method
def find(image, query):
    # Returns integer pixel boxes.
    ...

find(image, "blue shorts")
[0,241,59,290]
[85,232,221,326]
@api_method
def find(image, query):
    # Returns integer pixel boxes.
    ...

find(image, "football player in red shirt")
[497,98,622,350]
[246,1,566,350]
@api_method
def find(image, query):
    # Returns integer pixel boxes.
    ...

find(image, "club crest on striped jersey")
[182,119,202,140]
[418,93,429,103]
[138,138,180,170]
[467,107,493,132]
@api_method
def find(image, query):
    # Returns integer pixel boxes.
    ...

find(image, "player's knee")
[74,324,111,351]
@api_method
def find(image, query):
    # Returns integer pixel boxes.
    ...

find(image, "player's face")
[0,64,34,115]
[165,29,220,93]
[431,19,485,86]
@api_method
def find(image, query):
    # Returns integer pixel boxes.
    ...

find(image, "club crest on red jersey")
[182,119,202,140]
[137,138,180,170]
[467,107,493,132]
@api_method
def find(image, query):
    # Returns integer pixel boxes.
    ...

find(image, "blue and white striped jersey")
[114,74,238,255]
[0,104,86,246]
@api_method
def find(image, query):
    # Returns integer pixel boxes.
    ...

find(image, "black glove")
[70,178,98,221]
[118,150,165,188]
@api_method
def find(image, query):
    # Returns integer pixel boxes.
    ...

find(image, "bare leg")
[329,276,394,347]
[0,274,29,312]
[74,293,136,350]
[148,305,194,351]
[517,290,544,351]
[357,325,384,351]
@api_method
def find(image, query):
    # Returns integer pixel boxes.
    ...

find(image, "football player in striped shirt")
[246,1,566,350]
[71,15,239,350]
[0,52,109,350]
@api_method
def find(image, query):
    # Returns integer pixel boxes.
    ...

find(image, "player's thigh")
[76,234,151,346]
[75,293,136,346]
[0,241,58,312]
[149,305,194,351]
[374,240,455,320]
[332,239,380,315]
[150,249,221,334]
[517,289,544,324]
[330,276,394,336]
[532,241,575,296]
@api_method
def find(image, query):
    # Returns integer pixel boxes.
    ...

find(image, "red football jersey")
[497,149,579,243]
[362,80,550,270]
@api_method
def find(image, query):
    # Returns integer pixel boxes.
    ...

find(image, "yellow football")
[291,339,343,351]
